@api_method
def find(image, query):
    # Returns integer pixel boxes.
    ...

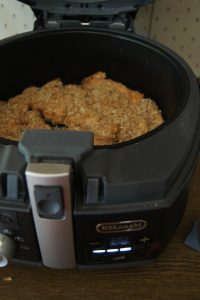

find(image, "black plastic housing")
[0,29,199,267]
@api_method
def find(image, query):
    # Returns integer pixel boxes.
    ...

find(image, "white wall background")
[136,0,200,77]
[0,0,200,76]
[0,0,35,38]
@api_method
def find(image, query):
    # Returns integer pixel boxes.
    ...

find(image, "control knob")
[0,233,17,267]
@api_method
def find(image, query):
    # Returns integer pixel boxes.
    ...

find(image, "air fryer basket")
[0,29,191,134]
[0,28,198,203]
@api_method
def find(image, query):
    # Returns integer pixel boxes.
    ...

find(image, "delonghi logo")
[96,220,147,234]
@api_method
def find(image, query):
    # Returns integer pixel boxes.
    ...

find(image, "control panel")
[0,209,41,266]
[85,235,161,264]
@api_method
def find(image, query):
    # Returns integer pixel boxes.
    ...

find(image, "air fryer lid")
[19,0,154,30]
[19,0,153,15]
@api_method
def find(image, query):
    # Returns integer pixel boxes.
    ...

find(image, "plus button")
[140,236,150,243]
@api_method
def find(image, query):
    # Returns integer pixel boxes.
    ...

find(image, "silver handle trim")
[25,163,76,269]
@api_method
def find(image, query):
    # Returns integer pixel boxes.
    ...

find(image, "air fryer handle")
[18,129,94,164]
[18,129,94,269]
[25,162,75,269]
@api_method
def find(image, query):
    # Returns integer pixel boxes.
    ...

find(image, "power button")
[34,186,64,219]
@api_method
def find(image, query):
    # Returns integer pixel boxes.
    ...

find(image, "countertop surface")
[1,161,200,300]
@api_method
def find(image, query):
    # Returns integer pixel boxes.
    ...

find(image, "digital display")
[109,237,130,247]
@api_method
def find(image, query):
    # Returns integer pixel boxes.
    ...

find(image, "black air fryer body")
[0,0,200,269]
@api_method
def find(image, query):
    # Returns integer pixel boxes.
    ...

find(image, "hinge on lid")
[34,12,136,31]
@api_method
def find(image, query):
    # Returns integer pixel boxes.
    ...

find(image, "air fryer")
[0,0,199,269]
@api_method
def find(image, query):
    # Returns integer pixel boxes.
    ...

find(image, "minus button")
[92,249,106,254]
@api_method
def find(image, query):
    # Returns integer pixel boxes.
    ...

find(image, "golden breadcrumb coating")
[0,72,164,145]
